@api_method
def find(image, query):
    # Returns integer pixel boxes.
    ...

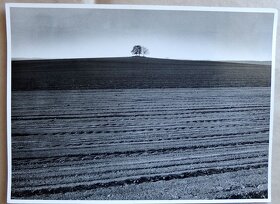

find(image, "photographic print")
[6,4,277,203]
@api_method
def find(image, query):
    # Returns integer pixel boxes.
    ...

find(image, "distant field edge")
[11,57,271,90]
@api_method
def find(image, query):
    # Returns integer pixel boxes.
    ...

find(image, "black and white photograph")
[6,4,277,203]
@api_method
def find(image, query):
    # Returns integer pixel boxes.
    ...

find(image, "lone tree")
[131,45,149,57]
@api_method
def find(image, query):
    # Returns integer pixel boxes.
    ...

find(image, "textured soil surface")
[11,87,270,200]
[12,57,271,90]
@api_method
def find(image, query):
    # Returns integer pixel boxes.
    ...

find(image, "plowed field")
[11,87,270,200]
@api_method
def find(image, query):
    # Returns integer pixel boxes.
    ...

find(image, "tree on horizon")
[131,45,149,57]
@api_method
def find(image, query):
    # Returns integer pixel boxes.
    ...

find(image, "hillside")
[12,57,271,90]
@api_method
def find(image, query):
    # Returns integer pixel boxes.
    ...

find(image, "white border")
[267,6,278,204]
[3,3,279,12]
[5,3,278,204]
[6,3,12,204]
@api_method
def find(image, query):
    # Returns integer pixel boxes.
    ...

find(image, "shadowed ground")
[12,57,271,90]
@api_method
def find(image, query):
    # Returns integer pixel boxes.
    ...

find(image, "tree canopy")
[131,45,149,57]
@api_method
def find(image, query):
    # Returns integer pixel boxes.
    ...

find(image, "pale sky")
[10,7,274,61]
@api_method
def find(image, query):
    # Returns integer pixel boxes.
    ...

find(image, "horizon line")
[11,56,272,62]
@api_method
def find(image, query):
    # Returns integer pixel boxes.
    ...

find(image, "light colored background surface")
[0,0,279,204]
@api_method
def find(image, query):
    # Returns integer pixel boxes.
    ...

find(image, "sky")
[10,7,275,61]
